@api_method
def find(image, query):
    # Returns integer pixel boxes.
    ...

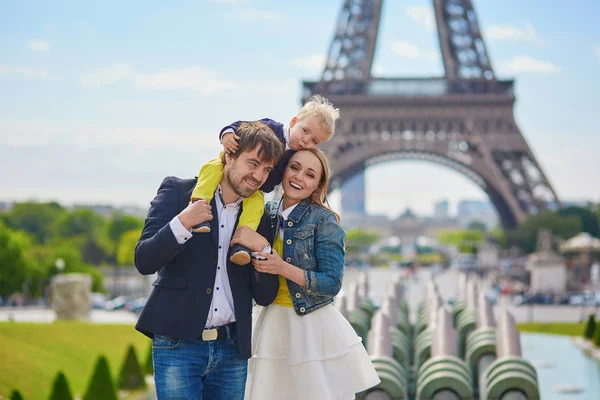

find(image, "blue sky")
[1,0,599,217]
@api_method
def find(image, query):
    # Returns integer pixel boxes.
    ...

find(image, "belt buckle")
[202,328,218,341]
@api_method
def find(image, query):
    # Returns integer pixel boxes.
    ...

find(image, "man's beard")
[226,167,259,198]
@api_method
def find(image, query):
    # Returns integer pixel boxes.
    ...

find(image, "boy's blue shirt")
[219,118,293,193]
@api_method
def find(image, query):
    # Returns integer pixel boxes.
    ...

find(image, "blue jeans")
[152,332,248,400]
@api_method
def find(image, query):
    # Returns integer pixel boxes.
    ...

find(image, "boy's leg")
[229,190,265,265]
[190,156,224,233]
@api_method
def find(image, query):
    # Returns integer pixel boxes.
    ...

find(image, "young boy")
[190,95,340,265]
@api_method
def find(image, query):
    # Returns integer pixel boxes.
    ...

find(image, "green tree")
[107,214,143,243]
[0,221,31,297]
[1,201,65,243]
[82,356,118,400]
[345,228,380,254]
[437,229,484,254]
[487,228,507,248]
[117,229,142,266]
[558,206,599,237]
[10,389,24,400]
[55,209,103,238]
[467,221,487,232]
[118,345,147,389]
[594,324,600,347]
[584,314,596,340]
[49,371,74,400]
[505,211,581,253]
[144,342,154,376]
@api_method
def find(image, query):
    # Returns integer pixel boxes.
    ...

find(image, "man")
[134,121,284,399]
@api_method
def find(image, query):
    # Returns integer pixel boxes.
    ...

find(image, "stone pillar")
[526,229,566,294]
[526,251,566,294]
[50,273,92,320]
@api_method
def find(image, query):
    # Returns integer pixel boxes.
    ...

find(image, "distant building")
[392,208,425,252]
[433,200,449,220]
[456,199,498,230]
[341,212,392,237]
[341,172,366,216]
[0,201,12,212]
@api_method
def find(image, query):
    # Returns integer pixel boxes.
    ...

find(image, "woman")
[231,149,380,400]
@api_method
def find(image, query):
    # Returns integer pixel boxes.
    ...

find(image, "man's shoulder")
[160,176,198,193]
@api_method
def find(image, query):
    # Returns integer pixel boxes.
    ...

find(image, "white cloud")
[595,46,600,61]
[406,6,435,32]
[0,65,54,80]
[372,63,386,76]
[241,79,296,95]
[0,120,219,152]
[80,64,134,88]
[80,64,292,94]
[485,22,544,46]
[502,56,561,74]
[391,40,421,59]
[240,10,283,22]
[134,67,238,93]
[28,40,50,51]
[290,54,325,71]
[390,41,439,62]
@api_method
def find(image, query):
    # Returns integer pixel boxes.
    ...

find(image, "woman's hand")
[252,250,287,275]
[230,226,269,252]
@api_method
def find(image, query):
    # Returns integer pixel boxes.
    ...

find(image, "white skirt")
[247,304,380,400]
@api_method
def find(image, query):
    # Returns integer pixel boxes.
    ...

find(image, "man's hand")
[222,132,240,154]
[231,226,269,252]
[177,200,213,230]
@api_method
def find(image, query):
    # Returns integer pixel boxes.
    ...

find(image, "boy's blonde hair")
[296,95,340,139]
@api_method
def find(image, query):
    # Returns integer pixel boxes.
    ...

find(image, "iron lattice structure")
[303,0,560,229]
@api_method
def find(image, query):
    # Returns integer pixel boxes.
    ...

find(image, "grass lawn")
[517,322,586,337]
[0,322,151,400]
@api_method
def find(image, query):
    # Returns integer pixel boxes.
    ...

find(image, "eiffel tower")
[303,0,560,229]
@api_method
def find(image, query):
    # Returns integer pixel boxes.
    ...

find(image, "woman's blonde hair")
[302,148,340,223]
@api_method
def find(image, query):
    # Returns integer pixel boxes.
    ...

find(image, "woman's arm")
[250,251,306,287]
[303,213,346,296]
[251,213,346,296]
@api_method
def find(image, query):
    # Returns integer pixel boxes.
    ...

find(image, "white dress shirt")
[169,185,243,328]
[278,201,298,240]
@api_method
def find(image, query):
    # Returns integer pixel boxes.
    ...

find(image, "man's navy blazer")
[134,176,279,359]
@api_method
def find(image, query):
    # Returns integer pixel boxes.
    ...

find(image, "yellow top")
[272,233,293,307]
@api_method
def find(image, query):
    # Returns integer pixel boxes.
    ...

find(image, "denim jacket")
[265,198,346,316]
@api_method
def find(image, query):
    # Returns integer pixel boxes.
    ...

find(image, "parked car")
[89,292,107,309]
[124,297,147,314]
[104,295,134,311]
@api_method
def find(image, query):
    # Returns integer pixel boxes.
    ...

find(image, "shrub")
[49,371,73,400]
[10,390,23,400]
[82,356,117,400]
[118,345,146,389]
[584,314,596,339]
[144,342,154,376]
